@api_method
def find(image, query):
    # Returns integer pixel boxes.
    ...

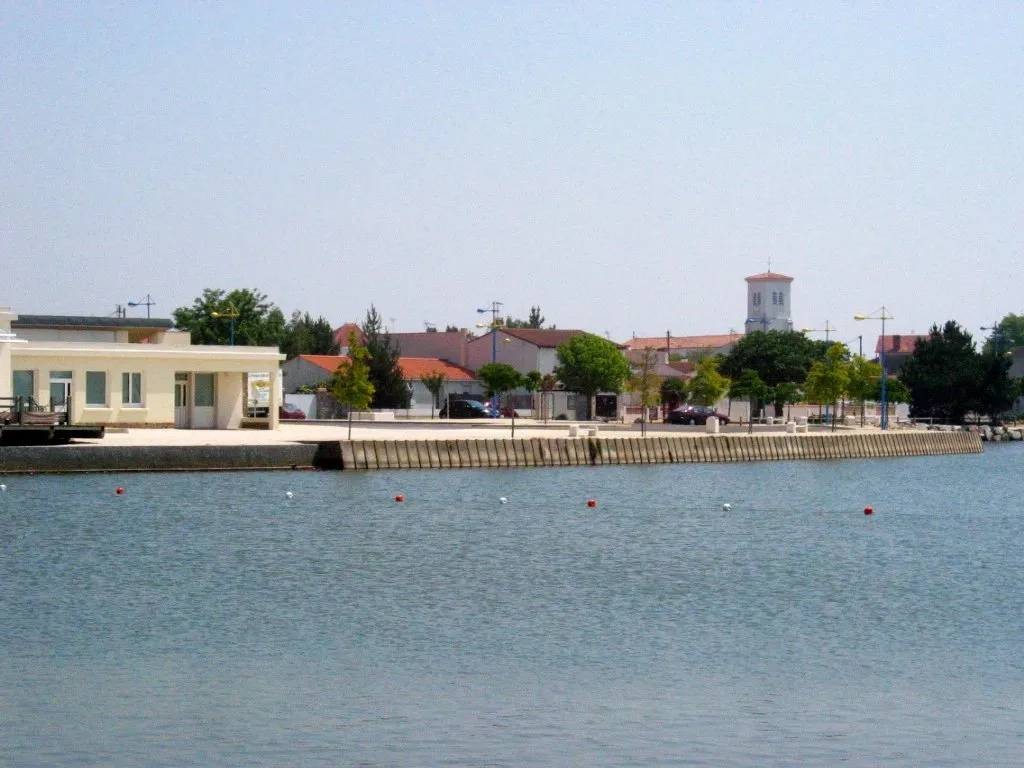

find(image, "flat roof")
[12,315,174,331]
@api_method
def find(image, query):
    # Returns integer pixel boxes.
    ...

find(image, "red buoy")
[115,487,125,495]
[395,494,404,502]
[864,506,873,515]
[587,499,597,508]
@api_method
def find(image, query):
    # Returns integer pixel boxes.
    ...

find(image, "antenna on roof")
[767,256,772,272]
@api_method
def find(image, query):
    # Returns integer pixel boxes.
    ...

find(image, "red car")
[279,403,307,420]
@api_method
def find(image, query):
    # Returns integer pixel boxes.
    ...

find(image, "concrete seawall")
[332,430,982,470]
[0,431,982,473]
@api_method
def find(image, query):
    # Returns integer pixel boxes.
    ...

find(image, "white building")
[744,271,794,334]
[2,309,284,429]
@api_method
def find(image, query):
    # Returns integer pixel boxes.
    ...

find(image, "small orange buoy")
[864,506,873,515]
[395,494,404,502]
[115,487,125,495]
[587,499,596,508]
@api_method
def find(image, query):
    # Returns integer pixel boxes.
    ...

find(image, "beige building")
[1,309,284,429]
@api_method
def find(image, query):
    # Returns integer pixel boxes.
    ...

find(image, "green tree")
[721,330,827,413]
[361,305,410,409]
[627,348,662,436]
[804,343,850,431]
[728,369,769,433]
[899,321,981,424]
[974,348,1019,424]
[982,313,1024,355]
[503,306,547,329]
[172,288,287,346]
[660,378,688,410]
[330,332,375,439]
[845,355,883,426]
[280,311,339,359]
[420,370,448,419]
[773,381,803,422]
[522,370,542,417]
[477,362,524,435]
[554,335,631,420]
[688,356,731,407]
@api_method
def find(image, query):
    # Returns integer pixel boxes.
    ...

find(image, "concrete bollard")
[569,424,579,437]
[786,421,797,434]
[706,416,720,434]
[588,427,599,437]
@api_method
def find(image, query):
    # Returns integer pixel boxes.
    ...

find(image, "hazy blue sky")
[4,2,1022,345]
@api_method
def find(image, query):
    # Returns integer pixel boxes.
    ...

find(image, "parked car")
[666,405,730,425]
[279,403,307,420]
[439,400,501,419]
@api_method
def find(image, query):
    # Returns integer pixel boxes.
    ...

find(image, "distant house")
[1010,346,1024,412]
[466,328,590,375]
[331,323,365,352]
[623,333,741,361]
[280,354,483,410]
[874,334,927,374]
[390,330,469,368]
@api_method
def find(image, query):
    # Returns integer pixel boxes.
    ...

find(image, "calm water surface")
[2,446,1023,766]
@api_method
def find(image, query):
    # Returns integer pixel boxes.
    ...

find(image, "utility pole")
[128,294,156,318]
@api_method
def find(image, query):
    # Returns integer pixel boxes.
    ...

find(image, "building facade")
[744,271,794,334]
[2,310,284,429]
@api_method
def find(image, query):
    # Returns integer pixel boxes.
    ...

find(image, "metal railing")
[0,395,70,426]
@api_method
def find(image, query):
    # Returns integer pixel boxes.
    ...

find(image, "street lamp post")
[476,301,503,363]
[854,306,894,429]
[801,322,837,424]
[212,306,239,346]
[128,294,156,318]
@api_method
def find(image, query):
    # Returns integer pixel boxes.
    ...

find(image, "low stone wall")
[0,443,321,473]
[333,431,982,470]
[0,431,982,474]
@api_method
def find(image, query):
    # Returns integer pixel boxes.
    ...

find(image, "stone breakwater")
[0,431,982,474]
[974,425,1024,442]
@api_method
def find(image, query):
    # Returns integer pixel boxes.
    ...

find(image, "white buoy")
[0,484,6,491]
[722,503,731,511]
[285,491,293,499]
[499,497,507,504]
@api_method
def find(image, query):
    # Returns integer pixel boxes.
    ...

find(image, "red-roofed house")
[331,323,365,351]
[281,354,483,413]
[467,328,591,375]
[623,333,742,360]
[874,334,927,373]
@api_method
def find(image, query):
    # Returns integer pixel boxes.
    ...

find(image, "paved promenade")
[80,420,816,447]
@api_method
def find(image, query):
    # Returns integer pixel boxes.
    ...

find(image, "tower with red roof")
[744,271,794,334]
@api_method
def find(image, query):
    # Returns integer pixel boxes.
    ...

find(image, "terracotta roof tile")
[298,355,477,381]
[745,271,794,281]
[471,328,590,348]
[623,333,741,351]
[875,334,926,355]
[332,323,365,346]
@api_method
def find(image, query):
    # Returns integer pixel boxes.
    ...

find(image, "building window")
[778,292,784,306]
[194,373,215,407]
[86,371,107,406]
[122,372,143,406]
[772,291,778,305]
[753,292,761,306]
[13,370,34,401]
[49,371,73,408]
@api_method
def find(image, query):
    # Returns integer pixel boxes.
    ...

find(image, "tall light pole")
[800,320,834,341]
[212,306,239,346]
[476,301,503,363]
[981,321,1003,354]
[854,306,894,429]
[128,294,156,318]
[801,322,838,424]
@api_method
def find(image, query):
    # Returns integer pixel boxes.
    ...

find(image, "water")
[2,446,1023,766]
